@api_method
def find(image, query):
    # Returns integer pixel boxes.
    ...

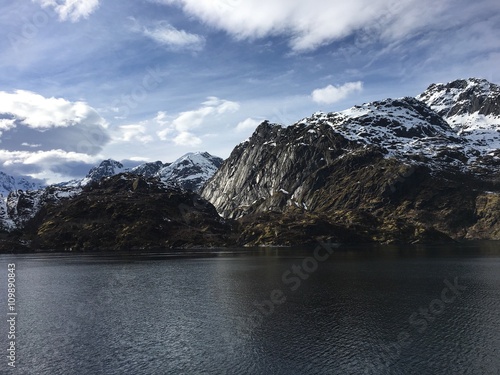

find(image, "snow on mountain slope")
[130,161,168,178]
[0,172,44,198]
[80,159,126,186]
[157,152,223,192]
[417,78,500,153]
[299,97,469,167]
[1,153,223,231]
[58,154,221,192]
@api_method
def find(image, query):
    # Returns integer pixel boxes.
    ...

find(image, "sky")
[0,0,499,184]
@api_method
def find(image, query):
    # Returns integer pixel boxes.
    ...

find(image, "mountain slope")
[0,172,44,198]
[202,82,500,245]
[22,174,234,251]
[156,152,223,192]
[202,97,476,220]
[1,152,224,234]
[3,78,500,249]
[417,78,500,154]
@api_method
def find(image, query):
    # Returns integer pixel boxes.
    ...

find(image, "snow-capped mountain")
[130,161,168,178]
[80,159,126,186]
[301,97,468,168]
[417,78,500,153]
[1,152,223,232]
[202,78,500,223]
[0,172,44,198]
[156,152,223,192]
[0,173,45,231]
[59,153,221,191]
[3,78,500,247]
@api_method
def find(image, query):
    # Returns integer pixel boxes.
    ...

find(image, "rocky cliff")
[201,79,500,245]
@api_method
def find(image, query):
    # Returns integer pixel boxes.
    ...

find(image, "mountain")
[417,78,500,154]
[156,152,223,192]
[201,79,500,245]
[57,159,127,188]
[59,153,222,192]
[20,174,234,251]
[0,152,223,235]
[0,172,44,198]
[0,172,45,232]
[130,161,168,178]
[3,78,500,251]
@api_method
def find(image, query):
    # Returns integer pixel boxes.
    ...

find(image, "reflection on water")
[1,242,500,374]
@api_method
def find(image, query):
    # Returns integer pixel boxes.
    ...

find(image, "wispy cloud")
[35,0,100,22]
[158,0,498,52]
[142,22,205,51]
[157,97,240,146]
[311,82,363,104]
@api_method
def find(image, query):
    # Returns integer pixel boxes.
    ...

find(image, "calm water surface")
[1,242,500,374]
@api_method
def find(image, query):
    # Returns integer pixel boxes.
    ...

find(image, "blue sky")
[0,0,499,183]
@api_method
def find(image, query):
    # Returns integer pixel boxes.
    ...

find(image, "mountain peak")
[417,78,500,118]
[417,77,500,153]
[157,151,223,192]
[80,159,125,186]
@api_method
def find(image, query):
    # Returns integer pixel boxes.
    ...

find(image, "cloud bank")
[0,90,110,183]
[157,0,497,52]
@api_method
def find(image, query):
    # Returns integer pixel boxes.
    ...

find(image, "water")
[1,243,500,374]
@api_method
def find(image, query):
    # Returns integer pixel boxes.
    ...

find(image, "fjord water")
[1,243,500,374]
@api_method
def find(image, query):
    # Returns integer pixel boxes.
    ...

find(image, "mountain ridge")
[201,77,500,245]
[2,77,500,250]
[0,151,222,234]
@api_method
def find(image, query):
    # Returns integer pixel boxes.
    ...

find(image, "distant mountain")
[0,172,44,198]
[0,172,45,232]
[1,152,223,234]
[59,153,222,192]
[130,161,168,178]
[156,152,223,192]
[81,159,126,186]
[58,159,127,188]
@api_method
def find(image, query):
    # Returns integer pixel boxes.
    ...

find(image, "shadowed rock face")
[18,174,235,252]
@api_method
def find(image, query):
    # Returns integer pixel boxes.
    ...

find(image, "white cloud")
[173,132,202,147]
[0,119,16,131]
[113,123,154,144]
[143,22,205,51]
[0,90,109,156]
[0,90,107,129]
[158,0,493,52]
[35,0,100,22]
[0,149,102,184]
[157,98,240,145]
[235,118,261,132]
[21,143,42,148]
[311,81,363,104]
